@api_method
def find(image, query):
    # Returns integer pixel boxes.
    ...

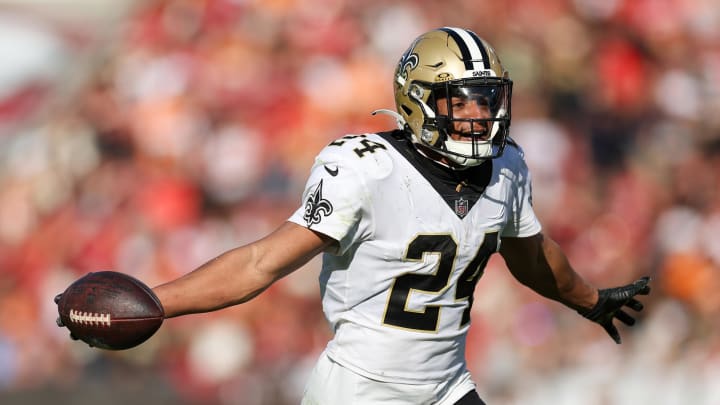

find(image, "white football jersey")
[288,130,541,384]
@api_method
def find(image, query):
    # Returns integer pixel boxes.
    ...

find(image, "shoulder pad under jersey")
[316,133,395,180]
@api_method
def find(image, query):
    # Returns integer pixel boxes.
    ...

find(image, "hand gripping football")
[56,271,164,350]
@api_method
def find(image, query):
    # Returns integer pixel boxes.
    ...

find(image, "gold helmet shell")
[393,27,513,166]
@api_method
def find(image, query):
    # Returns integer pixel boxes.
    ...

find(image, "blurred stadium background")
[0,0,718,404]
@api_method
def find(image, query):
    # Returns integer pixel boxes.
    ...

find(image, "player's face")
[434,95,492,141]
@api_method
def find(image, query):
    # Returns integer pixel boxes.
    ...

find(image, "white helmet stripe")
[441,27,490,71]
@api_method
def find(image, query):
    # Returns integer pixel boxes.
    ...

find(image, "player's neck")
[414,144,466,171]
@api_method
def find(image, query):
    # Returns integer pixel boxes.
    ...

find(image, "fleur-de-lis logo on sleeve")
[303,179,334,227]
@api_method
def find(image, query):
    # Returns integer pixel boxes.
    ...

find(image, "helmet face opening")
[428,77,512,161]
[393,27,513,167]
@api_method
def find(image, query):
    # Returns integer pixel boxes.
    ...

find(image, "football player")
[58,27,651,404]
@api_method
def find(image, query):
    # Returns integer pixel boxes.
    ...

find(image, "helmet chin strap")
[443,138,490,167]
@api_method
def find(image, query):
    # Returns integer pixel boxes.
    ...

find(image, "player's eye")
[451,98,467,110]
[474,96,490,107]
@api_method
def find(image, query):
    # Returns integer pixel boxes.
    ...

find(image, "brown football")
[56,271,164,350]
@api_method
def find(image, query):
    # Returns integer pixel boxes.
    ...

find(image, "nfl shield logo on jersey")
[454,198,469,218]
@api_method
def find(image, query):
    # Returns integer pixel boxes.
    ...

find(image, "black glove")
[54,293,79,341]
[578,276,651,344]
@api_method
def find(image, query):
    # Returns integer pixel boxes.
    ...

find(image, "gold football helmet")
[389,27,512,167]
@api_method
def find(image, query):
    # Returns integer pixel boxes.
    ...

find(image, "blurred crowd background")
[0,0,719,404]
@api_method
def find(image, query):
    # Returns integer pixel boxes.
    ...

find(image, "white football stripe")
[445,27,485,71]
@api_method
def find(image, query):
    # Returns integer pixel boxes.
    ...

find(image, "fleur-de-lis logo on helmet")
[303,179,334,227]
[396,41,419,82]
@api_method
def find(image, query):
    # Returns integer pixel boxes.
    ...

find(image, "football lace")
[69,309,112,327]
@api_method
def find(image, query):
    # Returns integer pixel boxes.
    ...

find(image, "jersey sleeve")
[288,141,372,255]
[501,146,542,238]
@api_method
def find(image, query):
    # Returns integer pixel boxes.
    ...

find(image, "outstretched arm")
[500,232,650,343]
[500,232,597,310]
[154,221,335,318]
